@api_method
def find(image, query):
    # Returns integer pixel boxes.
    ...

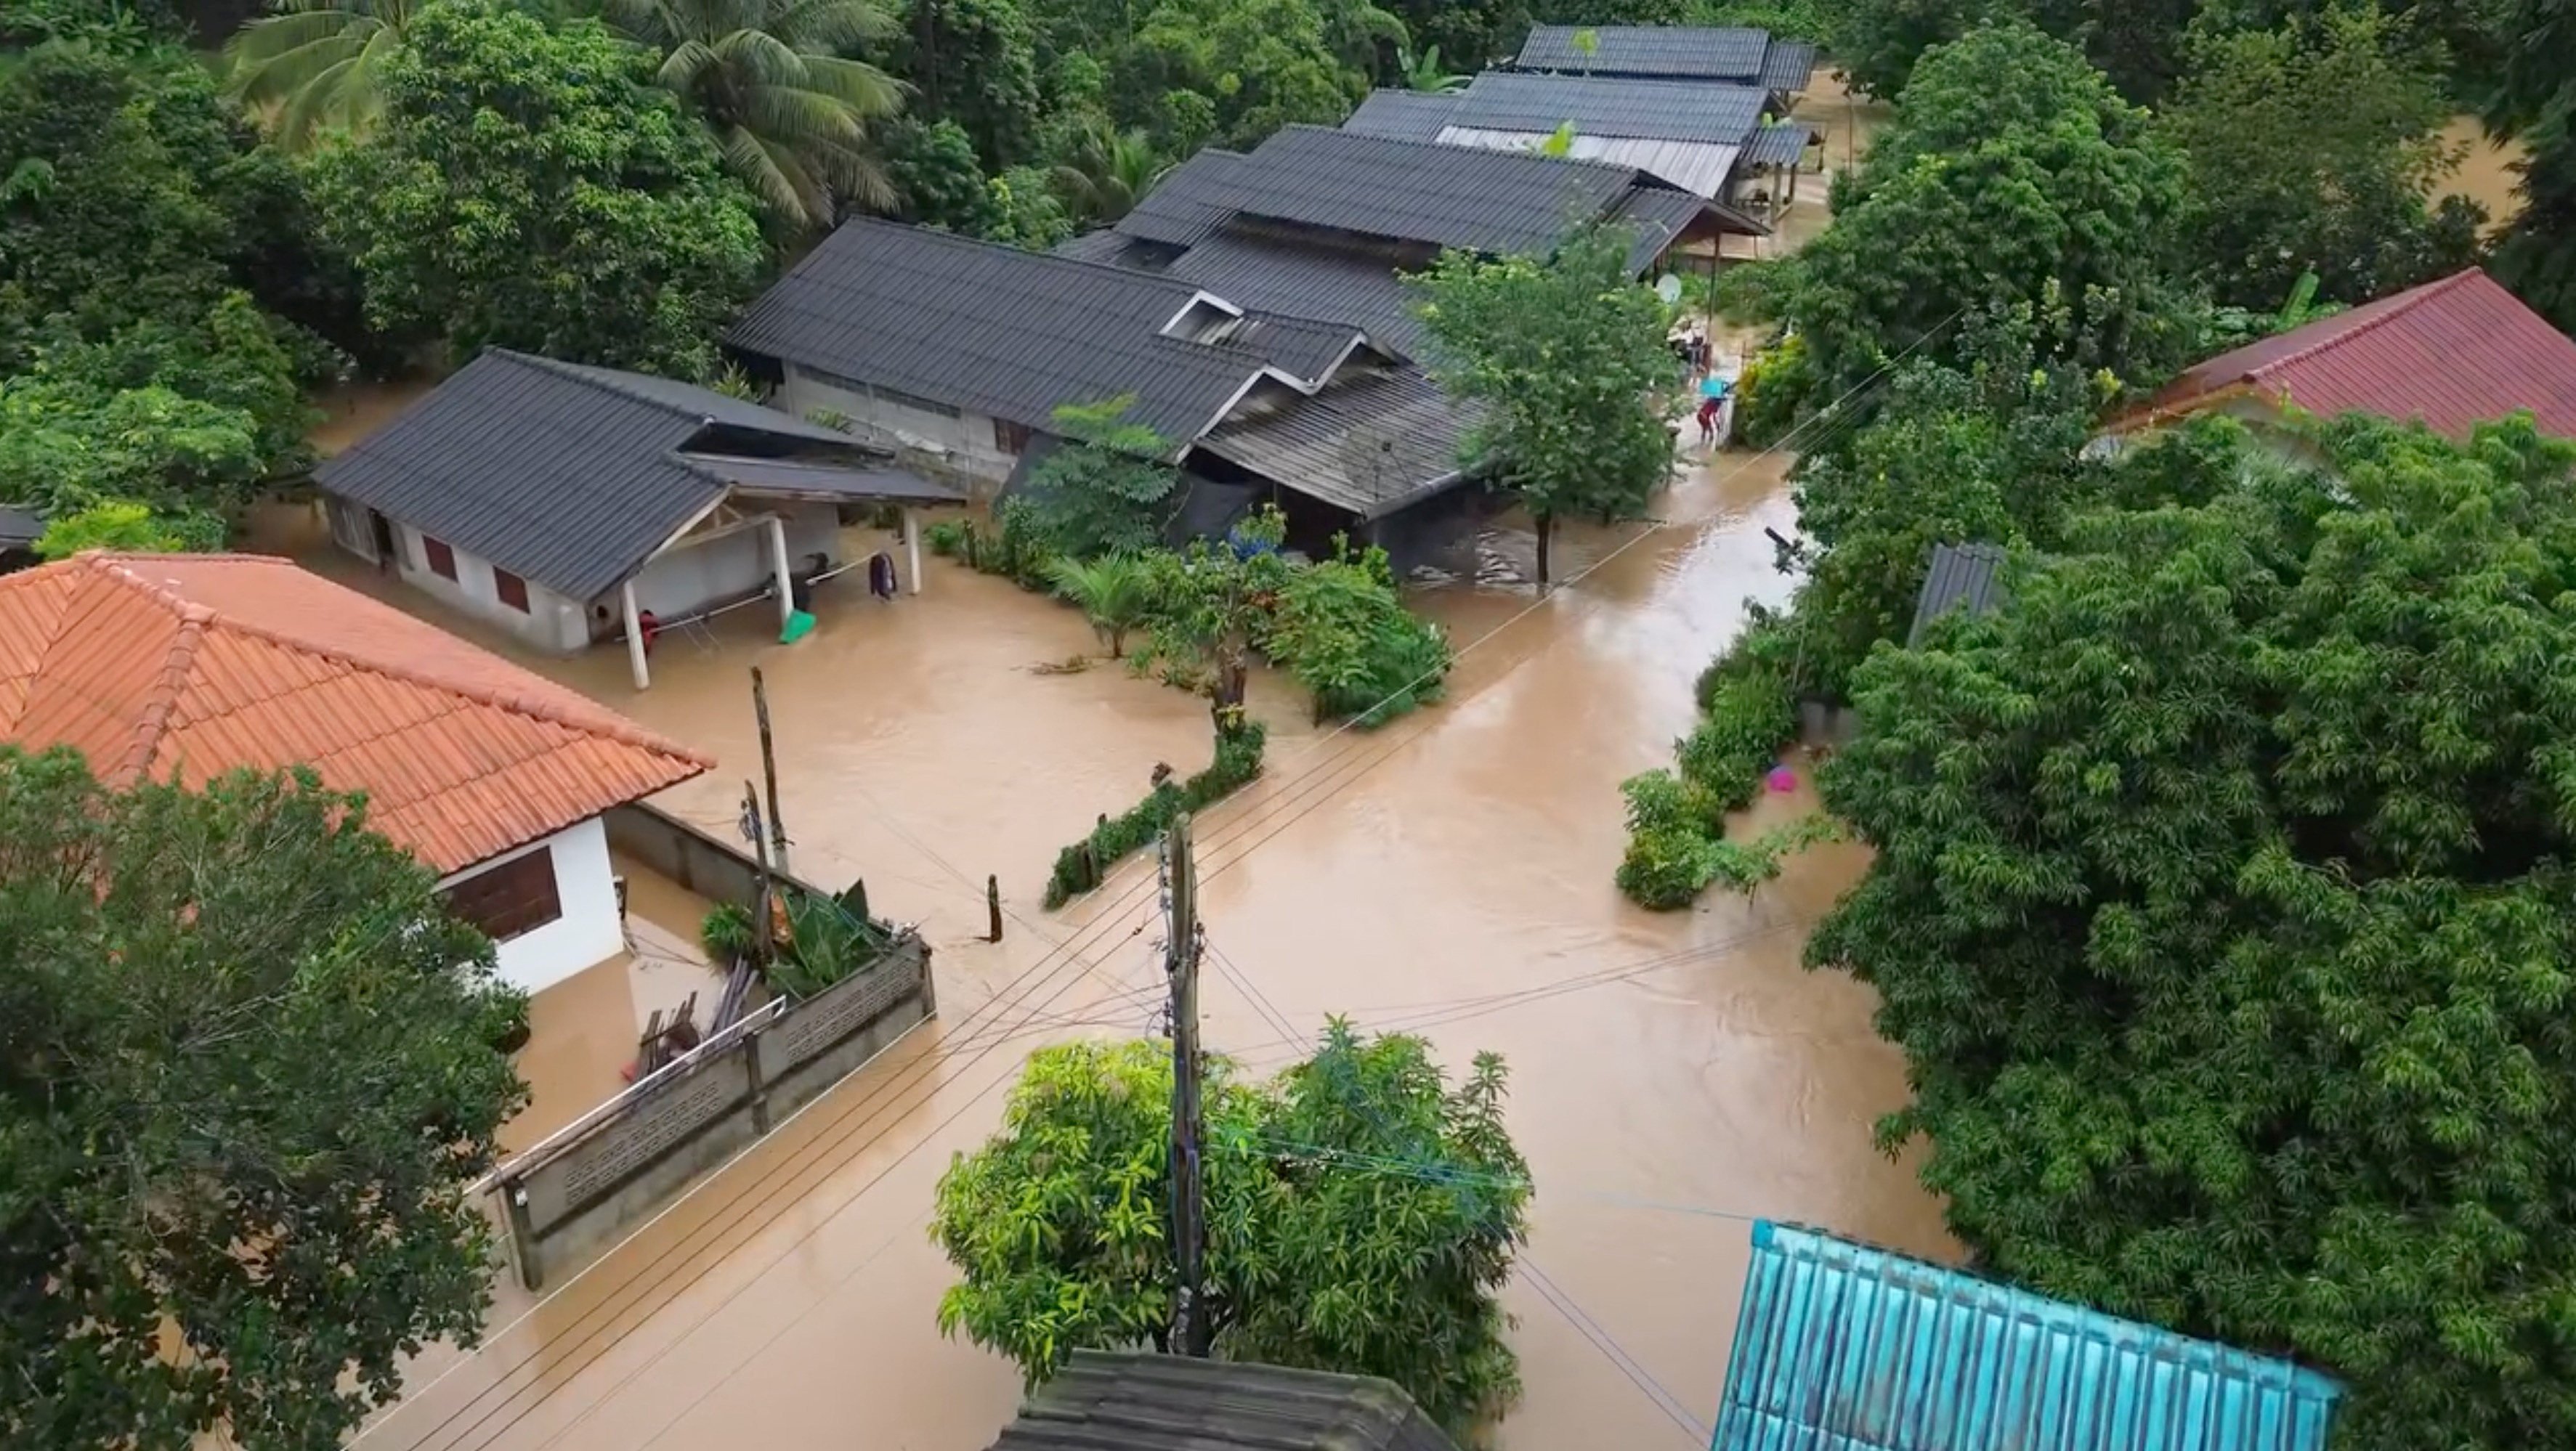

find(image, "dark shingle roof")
[1516,24,1772,78]
[313,350,867,601]
[1758,38,1819,94]
[1342,89,1462,141]
[1909,542,2009,646]
[1197,366,1480,518]
[1446,71,1768,145]
[1129,125,1641,257]
[1741,121,1815,168]
[726,219,1370,449]
[988,1352,1457,1451]
[0,507,41,548]
[1161,232,1432,357]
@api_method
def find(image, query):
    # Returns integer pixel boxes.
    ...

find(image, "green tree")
[222,0,416,148]
[1130,0,1359,148]
[1789,23,2194,407]
[604,0,907,229]
[1412,224,1673,585]
[0,748,528,1451]
[890,0,1040,167]
[932,1025,1528,1436]
[1815,0,2014,97]
[1044,551,1158,657]
[984,161,1073,247]
[1048,121,1162,224]
[1265,537,1452,724]
[2482,0,2576,330]
[1393,41,1467,92]
[306,0,767,378]
[1813,412,2576,1451]
[1135,507,1292,736]
[32,498,223,557]
[2161,4,2479,309]
[1019,397,1182,557]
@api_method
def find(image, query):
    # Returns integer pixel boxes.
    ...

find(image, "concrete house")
[312,349,963,687]
[0,552,711,997]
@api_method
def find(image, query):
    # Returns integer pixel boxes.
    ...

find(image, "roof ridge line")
[1270,120,1647,180]
[2246,269,2480,383]
[88,554,715,773]
[496,349,718,427]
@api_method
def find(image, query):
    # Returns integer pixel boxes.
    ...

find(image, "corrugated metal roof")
[1196,366,1480,517]
[1439,126,1744,199]
[1159,232,1433,357]
[1120,148,1255,248]
[1717,1222,2342,1451]
[1516,24,1771,79]
[677,455,966,503]
[0,507,40,547]
[1908,541,2008,645]
[1757,38,1819,94]
[987,1351,1456,1451]
[725,218,1371,450]
[0,553,709,873]
[1740,121,1815,168]
[1343,88,1462,142]
[1448,71,1768,146]
[2131,268,2576,441]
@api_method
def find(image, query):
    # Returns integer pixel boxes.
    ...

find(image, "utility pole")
[751,668,790,873]
[740,780,773,965]
[1162,813,1210,1357]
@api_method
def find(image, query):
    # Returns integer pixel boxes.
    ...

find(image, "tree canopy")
[0,747,529,1451]
[1814,413,2576,1451]
[304,0,769,378]
[932,1025,1528,1436]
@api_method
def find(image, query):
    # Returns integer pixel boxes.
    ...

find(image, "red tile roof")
[0,553,713,874]
[2123,269,2576,440]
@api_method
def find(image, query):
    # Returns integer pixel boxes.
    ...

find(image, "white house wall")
[780,363,1020,487]
[443,816,623,996]
[620,503,843,622]
[322,494,591,653]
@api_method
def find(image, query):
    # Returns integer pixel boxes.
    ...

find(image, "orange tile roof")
[0,553,713,874]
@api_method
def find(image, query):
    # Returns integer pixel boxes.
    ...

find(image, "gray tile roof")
[1909,542,2009,646]
[0,506,40,547]
[312,349,883,601]
[679,455,965,504]
[1197,365,1481,518]
[1741,120,1816,168]
[1517,24,1772,79]
[1343,88,1462,141]
[1118,148,1252,248]
[1758,38,1819,94]
[1160,232,1433,357]
[1447,71,1769,145]
[726,218,1372,450]
[988,1352,1457,1451]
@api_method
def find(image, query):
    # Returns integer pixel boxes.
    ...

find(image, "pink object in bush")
[1767,765,1799,794]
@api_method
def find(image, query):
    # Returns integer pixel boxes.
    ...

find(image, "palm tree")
[603,0,907,229]
[1049,124,1164,225]
[1395,43,1467,94]
[1045,553,1158,660]
[223,0,418,150]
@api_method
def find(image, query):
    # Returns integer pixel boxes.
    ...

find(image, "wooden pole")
[753,667,788,873]
[1163,814,1208,1357]
[741,780,773,966]
[986,874,1003,943]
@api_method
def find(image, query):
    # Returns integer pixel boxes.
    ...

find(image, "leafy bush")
[1045,552,1158,658]
[1615,774,1840,910]
[1265,539,1453,726]
[1731,332,1815,450]
[1044,723,1265,907]
[700,886,891,999]
[1018,398,1180,558]
[33,500,222,558]
[924,519,970,557]
[1618,623,1802,909]
[1678,666,1797,813]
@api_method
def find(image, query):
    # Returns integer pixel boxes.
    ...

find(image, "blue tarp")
[1712,1222,2342,1451]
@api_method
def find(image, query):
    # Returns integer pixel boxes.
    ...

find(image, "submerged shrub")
[1045,723,1265,907]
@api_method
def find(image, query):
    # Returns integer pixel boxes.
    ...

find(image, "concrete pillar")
[620,578,649,691]
[902,508,923,595]
[769,513,794,631]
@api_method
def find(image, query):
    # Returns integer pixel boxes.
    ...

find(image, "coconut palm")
[223,0,418,149]
[1396,43,1467,94]
[1045,553,1159,660]
[1049,124,1164,225]
[603,0,907,229]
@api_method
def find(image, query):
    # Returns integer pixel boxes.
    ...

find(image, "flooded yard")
[303,434,1947,1451]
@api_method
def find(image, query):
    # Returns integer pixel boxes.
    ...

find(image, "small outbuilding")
[1908,540,2009,646]
[312,349,964,688]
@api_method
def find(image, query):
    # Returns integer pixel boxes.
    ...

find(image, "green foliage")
[1616,622,1804,909]
[932,1023,1528,1434]
[984,163,1074,248]
[1047,122,1163,224]
[891,0,1042,167]
[771,886,891,998]
[307,0,769,379]
[1412,224,1674,584]
[1813,413,2576,1451]
[1265,537,1453,725]
[0,747,528,1450]
[1042,721,1264,906]
[2162,4,2479,309]
[1394,41,1467,92]
[883,116,1001,233]
[1816,0,2015,97]
[1128,0,1365,148]
[1788,23,2195,410]
[2483,0,2576,331]
[1045,550,1159,658]
[700,899,760,962]
[1020,397,1183,557]
[32,499,222,557]
[1132,508,1291,727]
[223,0,416,148]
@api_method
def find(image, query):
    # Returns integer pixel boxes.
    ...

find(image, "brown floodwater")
[292,429,1948,1451]
[2434,113,2528,236]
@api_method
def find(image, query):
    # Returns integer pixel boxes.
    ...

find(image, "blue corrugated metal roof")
[1714,1222,2342,1451]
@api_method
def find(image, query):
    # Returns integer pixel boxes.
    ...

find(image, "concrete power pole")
[1162,813,1210,1357]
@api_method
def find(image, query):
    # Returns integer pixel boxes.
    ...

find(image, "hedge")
[1043,723,1266,908]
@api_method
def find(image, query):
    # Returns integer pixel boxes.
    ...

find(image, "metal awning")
[679,454,967,507]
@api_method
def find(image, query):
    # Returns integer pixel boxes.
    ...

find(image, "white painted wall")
[781,363,1021,485]
[442,816,623,996]
[328,502,591,653]
[623,503,843,620]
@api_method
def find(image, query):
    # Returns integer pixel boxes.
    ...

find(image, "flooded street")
[307,432,1948,1451]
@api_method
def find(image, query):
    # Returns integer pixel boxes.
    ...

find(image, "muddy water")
[317,438,1946,1451]
[2434,113,2528,235]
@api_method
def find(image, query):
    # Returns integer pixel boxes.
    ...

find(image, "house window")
[444,845,562,943]
[994,418,1032,455]
[423,535,458,581]
[493,567,531,613]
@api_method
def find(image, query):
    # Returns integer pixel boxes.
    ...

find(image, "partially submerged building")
[1715,1221,2342,1451]
[312,349,963,688]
